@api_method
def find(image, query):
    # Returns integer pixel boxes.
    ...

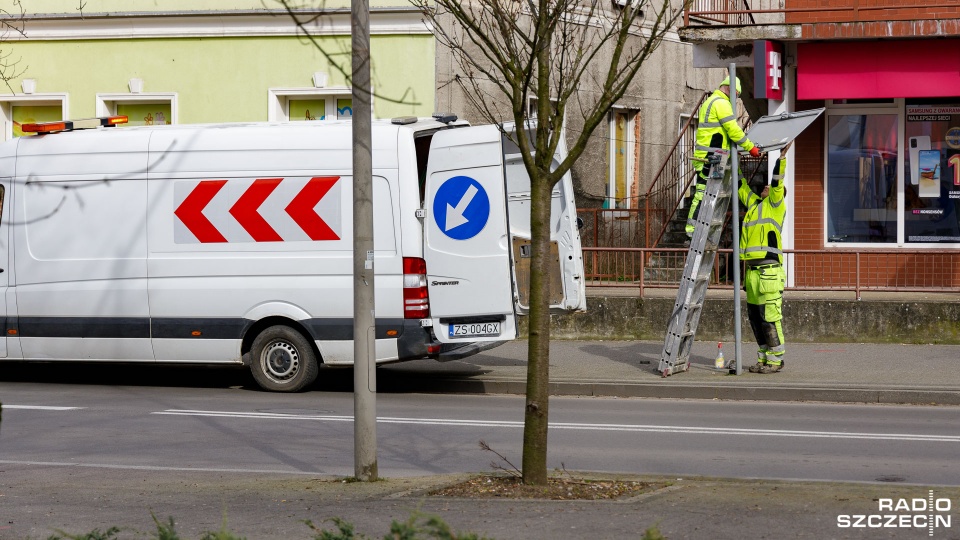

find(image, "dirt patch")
[428,475,670,501]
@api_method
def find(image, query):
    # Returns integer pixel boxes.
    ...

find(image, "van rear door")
[501,124,586,314]
[422,125,517,344]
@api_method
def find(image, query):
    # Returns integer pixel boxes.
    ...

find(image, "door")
[423,125,518,344]
[0,182,8,357]
[501,123,586,315]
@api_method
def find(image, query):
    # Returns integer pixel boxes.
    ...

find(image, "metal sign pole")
[352,0,378,480]
[729,62,743,375]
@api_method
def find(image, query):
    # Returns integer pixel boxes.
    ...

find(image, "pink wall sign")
[798,40,960,100]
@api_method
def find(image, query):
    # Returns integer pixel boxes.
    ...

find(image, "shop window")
[97,93,177,126]
[903,102,960,244]
[0,95,67,141]
[825,113,898,244]
[269,88,355,122]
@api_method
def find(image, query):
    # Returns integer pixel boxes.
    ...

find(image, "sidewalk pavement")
[377,339,960,405]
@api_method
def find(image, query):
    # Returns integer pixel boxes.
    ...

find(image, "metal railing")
[583,246,960,299]
[685,0,960,28]
[642,92,705,248]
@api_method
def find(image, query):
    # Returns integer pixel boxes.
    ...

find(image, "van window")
[414,133,433,203]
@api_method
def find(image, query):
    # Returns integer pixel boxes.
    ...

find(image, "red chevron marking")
[229,178,283,242]
[285,176,340,241]
[174,180,228,243]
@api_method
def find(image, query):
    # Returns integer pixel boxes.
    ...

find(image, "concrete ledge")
[540,295,960,344]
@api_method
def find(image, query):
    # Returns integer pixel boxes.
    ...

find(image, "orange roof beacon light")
[20,115,129,134]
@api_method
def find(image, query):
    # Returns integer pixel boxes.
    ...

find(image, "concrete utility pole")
[352,0,377,481]
[729,62,744,375]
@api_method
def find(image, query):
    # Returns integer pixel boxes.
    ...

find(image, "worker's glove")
[749,145,762,158]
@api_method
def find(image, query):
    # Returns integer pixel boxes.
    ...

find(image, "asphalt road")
[3,379,960,539]
[1,381,958,485]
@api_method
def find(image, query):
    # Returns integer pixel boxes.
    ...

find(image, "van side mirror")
[576,217,584,230]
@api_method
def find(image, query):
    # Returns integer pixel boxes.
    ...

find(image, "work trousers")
[685,176,708,236]
[744,263,785,365]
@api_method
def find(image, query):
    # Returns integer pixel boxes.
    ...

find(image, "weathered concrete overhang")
[679,24,803,43]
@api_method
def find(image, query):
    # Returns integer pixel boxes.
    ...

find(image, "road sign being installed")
[743,108,824,152]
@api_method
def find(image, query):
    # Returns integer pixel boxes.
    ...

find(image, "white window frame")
[823,99,920,248]
[268,87,359,122]
[0,93,68,141]
[96,92,178,125]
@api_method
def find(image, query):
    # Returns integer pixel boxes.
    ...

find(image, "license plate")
[448,321,501,338]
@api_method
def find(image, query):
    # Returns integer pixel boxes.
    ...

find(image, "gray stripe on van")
[9,316,409,341]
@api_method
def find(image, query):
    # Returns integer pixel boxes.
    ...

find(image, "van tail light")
[403,257,430,319]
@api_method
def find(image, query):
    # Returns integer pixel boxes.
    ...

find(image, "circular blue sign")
[433,175,490,240]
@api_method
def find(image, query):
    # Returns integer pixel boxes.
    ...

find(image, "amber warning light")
[21,115,129,134]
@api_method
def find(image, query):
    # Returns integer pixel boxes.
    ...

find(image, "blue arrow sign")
[433,175,490,240]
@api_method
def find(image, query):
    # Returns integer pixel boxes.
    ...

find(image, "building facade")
[5,1,725,218]
[682,0,960,291]
[2,0,435,139]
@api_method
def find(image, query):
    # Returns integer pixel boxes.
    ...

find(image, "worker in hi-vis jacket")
[687,76,762,238]
[741,141,791,374]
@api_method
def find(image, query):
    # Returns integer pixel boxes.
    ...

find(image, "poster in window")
[117,103,172,127]
[12,105,61,137]
[918,150,940,198]
[337,99,353,119]
[289,99,325,121]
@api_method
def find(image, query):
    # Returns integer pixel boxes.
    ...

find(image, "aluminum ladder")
[658,150,732,377]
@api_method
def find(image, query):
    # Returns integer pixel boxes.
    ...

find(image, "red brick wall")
[793,100,825,251]
[787,0,960,25]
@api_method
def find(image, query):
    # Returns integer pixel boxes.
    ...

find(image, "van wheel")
[250,326,319,392]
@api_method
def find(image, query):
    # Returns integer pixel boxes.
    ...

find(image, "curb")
[377,377,960,405]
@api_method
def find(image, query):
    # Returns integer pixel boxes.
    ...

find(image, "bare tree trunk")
[522,174,554,485]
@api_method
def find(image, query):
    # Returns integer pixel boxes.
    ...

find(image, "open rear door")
[501,123,586,315]
[423,125,517,344]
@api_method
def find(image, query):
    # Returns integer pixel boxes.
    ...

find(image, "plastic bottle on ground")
[715,342,725,369]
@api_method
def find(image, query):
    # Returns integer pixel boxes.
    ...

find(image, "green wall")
[23,0,409,14]
[9,35,434,122]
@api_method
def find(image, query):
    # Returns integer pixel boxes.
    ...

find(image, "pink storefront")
[684,1,960,291]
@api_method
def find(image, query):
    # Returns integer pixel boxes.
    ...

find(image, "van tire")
[250,326,319,392]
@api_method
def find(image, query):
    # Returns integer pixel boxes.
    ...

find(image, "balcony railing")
[684,0,960,27]
[583,246,960,299]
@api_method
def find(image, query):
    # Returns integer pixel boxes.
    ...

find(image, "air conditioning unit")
[612,0,642,12]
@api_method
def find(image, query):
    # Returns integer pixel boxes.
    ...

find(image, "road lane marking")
[0,459,329,476]
[2,405,83,411]
[153,409,960,443]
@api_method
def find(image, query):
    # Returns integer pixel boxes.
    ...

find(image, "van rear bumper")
[396,320,437,360]
[395,321,507,362]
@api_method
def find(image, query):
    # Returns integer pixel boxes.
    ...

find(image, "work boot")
[748,362,766,373]
[759,362,783,374]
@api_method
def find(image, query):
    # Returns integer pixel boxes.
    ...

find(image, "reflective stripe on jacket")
[692,89,756,172]
[739,156,787,263]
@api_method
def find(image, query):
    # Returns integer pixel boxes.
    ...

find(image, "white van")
[0,115,585,391]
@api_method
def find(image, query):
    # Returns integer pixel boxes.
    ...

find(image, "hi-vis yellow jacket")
[739,156,787,264]
[693,89,757,175]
